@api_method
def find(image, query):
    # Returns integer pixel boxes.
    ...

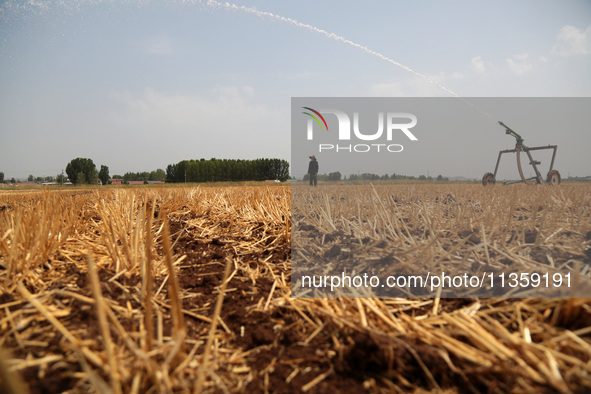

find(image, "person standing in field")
[308,155,318,187]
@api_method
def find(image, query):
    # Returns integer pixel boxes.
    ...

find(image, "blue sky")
[1,0,590,180]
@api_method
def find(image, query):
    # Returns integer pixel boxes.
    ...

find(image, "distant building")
[110,179,122,185]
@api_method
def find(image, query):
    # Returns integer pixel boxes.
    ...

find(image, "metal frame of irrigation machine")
[482,121,561,186]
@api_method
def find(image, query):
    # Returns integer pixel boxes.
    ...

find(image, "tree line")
[117,169,166,183]
[303,172,450,182]
[1,157,290,186]
[165,158,290,183]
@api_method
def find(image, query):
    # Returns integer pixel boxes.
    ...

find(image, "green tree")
[360,173,380,180]
[328,171,341,181]
[66,158,97,185]
[56,173,66,184]
[77,171,87,185]
[154,168,166,181]
[28,174,34,182]
[0,172,4,182]
[166,164,176,183]
[98,165,110,186]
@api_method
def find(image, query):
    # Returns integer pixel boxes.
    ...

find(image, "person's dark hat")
[309,155,316,159]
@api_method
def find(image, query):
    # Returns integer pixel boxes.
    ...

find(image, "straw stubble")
[0,184,589,393]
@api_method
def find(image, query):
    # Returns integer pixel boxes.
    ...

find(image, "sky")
[1,0,590,181]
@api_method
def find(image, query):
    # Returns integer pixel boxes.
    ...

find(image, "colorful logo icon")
[302,107,328,131]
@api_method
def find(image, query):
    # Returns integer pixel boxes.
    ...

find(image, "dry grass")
[0,184,590,393]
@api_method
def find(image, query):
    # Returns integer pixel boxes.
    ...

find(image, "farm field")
[1,184,591,393]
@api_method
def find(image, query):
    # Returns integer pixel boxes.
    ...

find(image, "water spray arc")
[204,1,500,123]
[205,0,459,97]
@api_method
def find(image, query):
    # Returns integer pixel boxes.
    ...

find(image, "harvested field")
[1,184,591,393]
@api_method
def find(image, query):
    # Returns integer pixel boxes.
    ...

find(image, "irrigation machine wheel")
[482,172,495,186]
[546,170,561,185]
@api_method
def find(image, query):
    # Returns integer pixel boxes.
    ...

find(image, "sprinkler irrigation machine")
[482,121,561,186]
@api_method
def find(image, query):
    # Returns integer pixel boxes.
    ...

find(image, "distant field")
[1,184,590,393]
